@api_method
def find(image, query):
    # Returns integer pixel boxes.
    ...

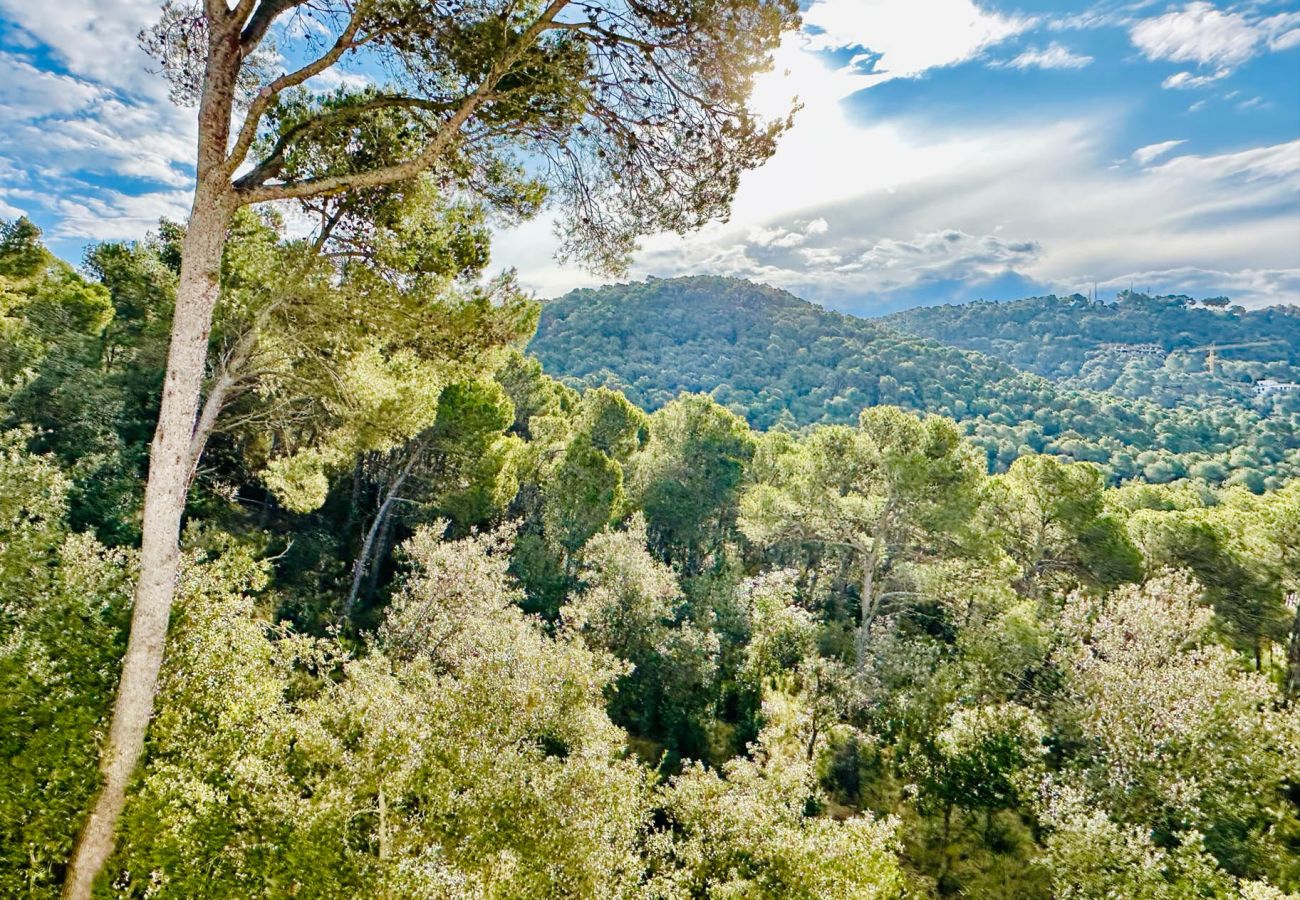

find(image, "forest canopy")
[530,276,1300,490]
[2,218,1298,898]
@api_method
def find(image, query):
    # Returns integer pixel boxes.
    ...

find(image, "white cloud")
[800,246,842,266]
[1094,266,1300,308]
[0,2,197,247]
[801,0,1033,81]
[1132,139,1187,165]
[1161,68,1230,88]
[0,54,104,118]
[1145,139,1299,182]
[0,0,164,96]
[856,229,1039,276]
[1131,2,1300,86]
[1000,42,1095,70]
[1131,2,1262,68]
[306,67,374,92]
[572,126,1294,309]
[1261,11,1300,50]
[1270,25,1300,51]
[47,188,193,241]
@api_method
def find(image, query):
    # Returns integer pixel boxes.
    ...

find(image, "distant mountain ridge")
[883,292,1300,405]
[529,276,1300,488]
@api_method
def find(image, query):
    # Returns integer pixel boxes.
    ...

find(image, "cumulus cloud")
[854,230,1040,277]
[583,128,1295,310]
[999,42,1095,70]
[307,67,374,92]
[48,188,193,241]
[802,0,1033,82]
[1131,2,1300,85]
[1131,2,1263,67]
[0,55,104,119]
[1132,139,1187,165]
[0,0,164,95]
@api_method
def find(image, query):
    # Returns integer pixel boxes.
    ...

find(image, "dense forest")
[3,216,1299,898]
[531,276,1300,489]
[3,0,1299,897]
[889,291,1300,382]
[884,292,1300,406]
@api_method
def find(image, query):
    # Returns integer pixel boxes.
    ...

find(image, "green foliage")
[5,221,1300,898]
[645,710,906,900]
[110,526,649,897]
[216,210,538,513]
[0,435,131,897]
[886,291,1300,404]
[1127,495,1292,662]
[739,407,984,659]
[1047,573,1300,883]
[530,276,1300,487]
[633,394,756,570]
[983,455,1141,596]
[567,516,719,765]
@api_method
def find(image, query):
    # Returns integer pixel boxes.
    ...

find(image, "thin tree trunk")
[365,506,399,605]
[345,453,417,617]
[937,802,954,886]
[63,187,233,899]
[1287,594,1300,699]
[63,17,240,887]
[854,538,882,667]
[62,3,575,892]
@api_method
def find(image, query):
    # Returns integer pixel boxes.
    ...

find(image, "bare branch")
[224,1,372,175]
[235,94,460,188]
[239,0,305,52]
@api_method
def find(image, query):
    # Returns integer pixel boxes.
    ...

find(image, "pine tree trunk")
[365,507,400,604]
[854,539,882,667]
[63,16,243,890]
[63,184,232,898]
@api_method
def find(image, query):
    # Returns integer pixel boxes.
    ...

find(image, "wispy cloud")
[1132,139,1187,165]
[1162,68,1231,88]
[999,42,1095,70]
[1131,2,1300,86]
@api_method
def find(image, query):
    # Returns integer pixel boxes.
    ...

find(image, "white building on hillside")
[1254,379,1300,397]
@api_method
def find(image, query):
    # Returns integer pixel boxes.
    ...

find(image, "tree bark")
[62,22,240,894]
[345,452,417,616]
[365,505,400,604]
[63,185,234,899]
[1287,594,1300,700]
[854,538,882,667]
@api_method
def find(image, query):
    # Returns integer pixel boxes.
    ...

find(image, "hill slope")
[883,292,1300,406]
[530,277,1300,487]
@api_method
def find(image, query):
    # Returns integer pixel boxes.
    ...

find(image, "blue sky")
[0,0,1297,313]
